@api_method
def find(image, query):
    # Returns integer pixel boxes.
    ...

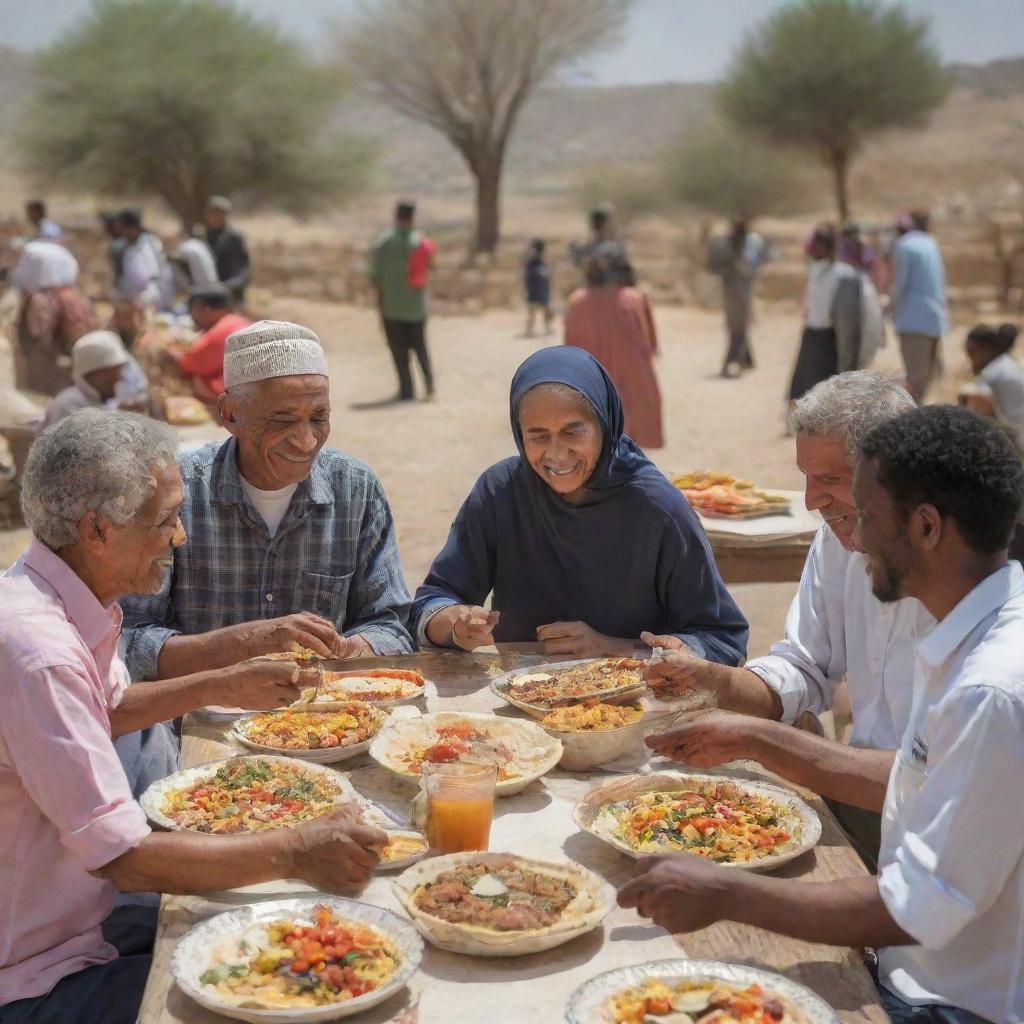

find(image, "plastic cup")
[423,761,497,853]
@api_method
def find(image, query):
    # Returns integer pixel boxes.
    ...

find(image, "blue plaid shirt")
[120,439,413,679]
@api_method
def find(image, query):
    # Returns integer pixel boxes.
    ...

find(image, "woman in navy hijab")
[411,347,748,663]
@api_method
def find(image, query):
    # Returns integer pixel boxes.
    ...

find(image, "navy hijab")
[509,346,650,494]
[412,348,748,662]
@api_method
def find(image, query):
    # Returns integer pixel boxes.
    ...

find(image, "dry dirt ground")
[0,297,971,657]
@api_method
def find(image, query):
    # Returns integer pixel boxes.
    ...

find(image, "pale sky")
[1,0,1023,83]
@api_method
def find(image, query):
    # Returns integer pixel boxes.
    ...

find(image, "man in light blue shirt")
[890,210,948,401]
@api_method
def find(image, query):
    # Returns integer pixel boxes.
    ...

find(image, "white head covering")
[222,320,328,390]
[10,240,79,292]
[71,330,130,378]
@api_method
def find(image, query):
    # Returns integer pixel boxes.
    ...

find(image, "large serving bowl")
[368,711,562,796]
[171,897,423,1022]
[565,958,839,1024]
[392,850,615,957]
[573,770,821,871]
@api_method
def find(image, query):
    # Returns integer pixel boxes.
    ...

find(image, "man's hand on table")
[536,621,634,657]
[289,807,386,895]
[646,710,761,768]
[426,605,500,650]
[221,658,320,710]
[618,855,735,934]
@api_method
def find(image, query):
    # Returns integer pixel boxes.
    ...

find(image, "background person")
[8,239,98,395]
[0,410,385,1023]
[41,330,144,428]
[161,284,251,411]
[890,209,948,401]
[787,225,861,402]
[203,195,251,303]
[114,209,174,312]
[24,199,61,239]
[564,244,663,448]
[412,347,746,662]
[706,220,771,378]
[963,322,1024,452]
[523,238,554,337]
[369,200,436,402]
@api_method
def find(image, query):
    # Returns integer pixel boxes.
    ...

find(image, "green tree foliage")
[719,0,949,221]
[572,166,669,227]
[18,0,371,228]
[664,127,801,222]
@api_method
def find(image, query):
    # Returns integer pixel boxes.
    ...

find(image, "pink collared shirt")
[0,540,151,1004]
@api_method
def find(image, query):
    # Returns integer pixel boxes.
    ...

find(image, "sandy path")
[0,296,968,656]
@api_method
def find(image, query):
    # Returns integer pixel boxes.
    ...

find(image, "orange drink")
[423,761,497,853]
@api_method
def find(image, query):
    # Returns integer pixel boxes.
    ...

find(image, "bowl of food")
[566,958,838,1024]
[538,701,645,771]
[490,658,647,719]
[392,851,615,957]
[369,712,562,796]
[171,898,423,1022]
[231,705,390,764]
[573,771,821,870]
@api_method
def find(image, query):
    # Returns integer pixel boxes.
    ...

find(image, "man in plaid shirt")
[120,320,413,683]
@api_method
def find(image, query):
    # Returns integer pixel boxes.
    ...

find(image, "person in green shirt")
[369,201,435,401]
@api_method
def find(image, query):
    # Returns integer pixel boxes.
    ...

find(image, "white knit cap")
[222,320,329,390]
[71,330,129,377]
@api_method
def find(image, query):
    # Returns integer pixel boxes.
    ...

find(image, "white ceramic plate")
[573,770,822,871]
[368,711,562,796]
[229,708,389,765]
[565,958,838,1024]
[171,897,423,1022]
[490,658,647,720]
[393,851,616,957]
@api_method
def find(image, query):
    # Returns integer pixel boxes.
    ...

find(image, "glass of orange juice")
[423,761,497,854]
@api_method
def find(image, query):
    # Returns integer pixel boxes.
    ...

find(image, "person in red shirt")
[165,284,251,409]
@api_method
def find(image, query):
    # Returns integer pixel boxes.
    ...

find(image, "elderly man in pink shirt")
[0,410,385,1024]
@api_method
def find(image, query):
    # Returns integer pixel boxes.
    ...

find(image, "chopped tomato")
[424,742,462,762]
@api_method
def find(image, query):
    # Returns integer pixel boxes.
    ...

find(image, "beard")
[871,558,905,603]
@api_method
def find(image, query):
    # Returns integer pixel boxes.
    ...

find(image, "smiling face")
[105,462,186,596]
[518,385,603,503]
[852,457,916,603]
[795,433,859,550]
[220,375,331,490]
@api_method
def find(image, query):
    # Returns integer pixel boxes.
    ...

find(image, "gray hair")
[22,410,178,550]
[789,371,916,464]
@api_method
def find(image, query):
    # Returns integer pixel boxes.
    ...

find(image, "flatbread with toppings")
[234,705,387,751]
[604,978,808,1024]
[294,668,426,707]
[672,470,790,519]
[393,852,615,956]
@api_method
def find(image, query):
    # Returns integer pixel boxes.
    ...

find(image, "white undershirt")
[239,477,298,536]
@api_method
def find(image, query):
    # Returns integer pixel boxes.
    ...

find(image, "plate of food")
[565,958,838,1024]
[539,700,685,772]
[230,705,390,764]
[573,772,820,870]
[369,712,562,796]
[292,668,427,709]
[490,658,648,719]
[392,851,615,957]
[171,898,423,1022]
[671,471,792,520]
[140,756,383,834]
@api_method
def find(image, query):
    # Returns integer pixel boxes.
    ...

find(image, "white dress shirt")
[877,561,1024,1023]
[980,352,1024,450]
[746,525,933,748]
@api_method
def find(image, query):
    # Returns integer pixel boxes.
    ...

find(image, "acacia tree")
[664,127,800,223]
[341,0,632,254]
[719,0,949,221]
[19,0,371,229]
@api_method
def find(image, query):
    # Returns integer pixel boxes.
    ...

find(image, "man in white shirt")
[114,209,174,312]
[622,405,1024,1024]
[644,371,929,860]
